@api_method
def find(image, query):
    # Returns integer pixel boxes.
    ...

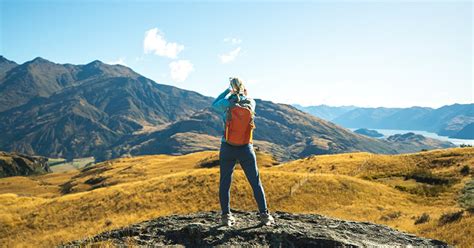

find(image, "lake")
[349,128,474,146]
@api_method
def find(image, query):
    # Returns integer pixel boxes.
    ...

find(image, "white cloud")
[144,28,184,59]
[224,37,242,44]
[107,57,127,66]
[219,47,241,64]
[169,60,194,82]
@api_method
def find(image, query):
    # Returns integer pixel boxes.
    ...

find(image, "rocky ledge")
[65,210,449,247]
[0,151,50,178]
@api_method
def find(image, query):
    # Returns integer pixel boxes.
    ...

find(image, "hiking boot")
[259,212,275,226]
[221,213,236,226]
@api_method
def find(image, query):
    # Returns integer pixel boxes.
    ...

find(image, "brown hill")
[385,132,455,153]
[110,103,401,161]
[0,151,50,178]
[0,57,212,158]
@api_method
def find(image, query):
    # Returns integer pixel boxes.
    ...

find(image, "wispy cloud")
[169,60,194,82]
[219,47,241,64]
[144,28,184,59]
[107,57,127,66]
[224,37,242,44]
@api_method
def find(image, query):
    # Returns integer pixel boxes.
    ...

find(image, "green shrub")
[414,213,430,225]
[460,165,470,176]
[395,184,447,197]
[438,210,463,225]
[380,211,401,221]
[405,169,456,185]
[197,155,219,168]
[458,179,474,210]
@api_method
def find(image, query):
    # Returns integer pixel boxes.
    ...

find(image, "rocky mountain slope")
[0,57,212,158]
[0,56,18,80]
[66,210,448,247]
[0,151,50,177]
[110,101,400,161]
[0,56,455,160]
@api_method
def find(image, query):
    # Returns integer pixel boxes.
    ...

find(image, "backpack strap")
[225,95,256,125]
[229,95,253,112]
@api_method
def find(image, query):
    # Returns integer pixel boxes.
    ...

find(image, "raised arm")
[249,98,256,113]
[212,88,232,113]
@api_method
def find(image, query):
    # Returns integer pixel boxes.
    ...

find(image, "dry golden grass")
[0,147,472,247]
[0,171,78,198]
[269,147,473,178]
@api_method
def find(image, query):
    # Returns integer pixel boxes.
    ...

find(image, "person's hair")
[229,77,245,102]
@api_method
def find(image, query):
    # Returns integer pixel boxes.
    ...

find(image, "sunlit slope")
[0,147,472,247]
[60,150,277,194]
[268,147,473,179]
[0,150,277,198]
[0,170,429,247]
[0,171,77,198]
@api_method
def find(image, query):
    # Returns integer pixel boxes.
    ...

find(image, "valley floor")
[0,148,472,247]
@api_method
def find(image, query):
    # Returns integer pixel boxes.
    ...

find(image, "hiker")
[211,77,275,227]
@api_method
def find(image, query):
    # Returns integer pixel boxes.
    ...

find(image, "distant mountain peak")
[0,55,17,65]
[87,60,105,66]
[26,56,56,66]
[78,59,139,80]
[83,59,129,71]
[32,56,49,62]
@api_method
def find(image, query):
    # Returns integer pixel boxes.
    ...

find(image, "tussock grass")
[0,147,473,247]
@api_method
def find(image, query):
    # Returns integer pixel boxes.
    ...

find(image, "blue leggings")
[219,142,268,214]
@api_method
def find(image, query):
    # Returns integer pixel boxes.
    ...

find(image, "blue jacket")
[211,88,256,143]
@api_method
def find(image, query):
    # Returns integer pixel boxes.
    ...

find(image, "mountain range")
[0,56,455,161]
[294,104,474,139]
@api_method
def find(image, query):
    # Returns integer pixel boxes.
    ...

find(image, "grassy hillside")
[0,147,472,247]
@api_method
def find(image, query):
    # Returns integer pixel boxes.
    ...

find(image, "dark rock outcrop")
[0,151,50,178]
[64,210,448,247]
[354,128,384,138]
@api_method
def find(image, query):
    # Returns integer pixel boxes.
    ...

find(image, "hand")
[244,88,248,96]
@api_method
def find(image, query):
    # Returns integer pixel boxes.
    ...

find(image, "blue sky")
[1,0,472,108]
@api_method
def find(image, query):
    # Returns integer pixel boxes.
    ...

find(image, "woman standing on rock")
[212,77,275,226]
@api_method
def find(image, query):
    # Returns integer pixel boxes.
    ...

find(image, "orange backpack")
[224,98,255,146]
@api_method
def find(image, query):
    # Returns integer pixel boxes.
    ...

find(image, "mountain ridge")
[295,103,474,140]
[0,56,456,160]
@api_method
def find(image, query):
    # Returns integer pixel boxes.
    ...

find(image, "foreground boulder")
[65,210,448,247]
[0,151,50,178]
